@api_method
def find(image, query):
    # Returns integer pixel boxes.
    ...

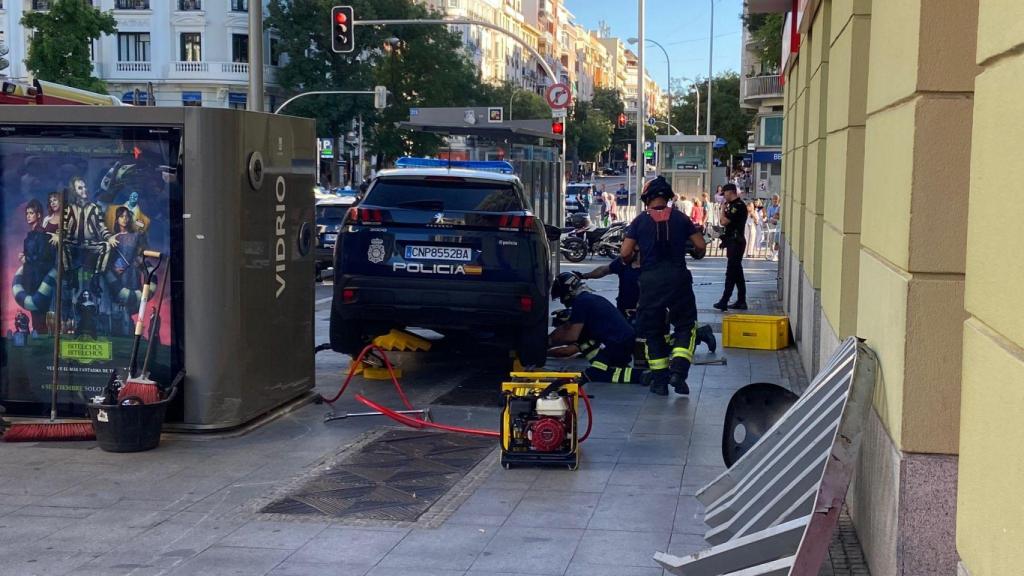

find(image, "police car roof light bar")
[395,157,515,174]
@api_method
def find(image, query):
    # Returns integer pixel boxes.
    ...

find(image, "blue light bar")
[395,157,516,174]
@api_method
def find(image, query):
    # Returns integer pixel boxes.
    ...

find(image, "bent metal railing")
[655,337,878,575]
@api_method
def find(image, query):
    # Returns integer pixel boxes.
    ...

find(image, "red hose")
[321,343,414,411]
[355,394,499,438]
[322,343,594,444]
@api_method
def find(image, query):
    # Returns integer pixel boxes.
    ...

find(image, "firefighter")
[548,272,644,384]
[577,258,641,320]
[621,176,706,396]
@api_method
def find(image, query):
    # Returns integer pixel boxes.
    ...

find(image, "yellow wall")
[957,2,1024,571]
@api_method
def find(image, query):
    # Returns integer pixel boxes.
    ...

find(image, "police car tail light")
[346,207,388,225]
[498,214,535,231]
[519,296,534,312]
[342,288,356,303]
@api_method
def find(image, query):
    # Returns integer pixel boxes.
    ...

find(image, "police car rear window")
[366,179,523,212]
[317,206,347,221]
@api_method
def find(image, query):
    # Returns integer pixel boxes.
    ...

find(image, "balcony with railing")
[115,61,152,73]
[742,74,783,102]
[170,61,277,84]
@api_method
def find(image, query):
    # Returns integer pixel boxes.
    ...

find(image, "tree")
[742,13,784,74]
[476,82,550,119]
[671,73,755,162]
[565,100,613,165]
[21,0,117,94]
[268,0,500,164]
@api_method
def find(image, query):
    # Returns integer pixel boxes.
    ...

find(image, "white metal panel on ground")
[656,337,877,576]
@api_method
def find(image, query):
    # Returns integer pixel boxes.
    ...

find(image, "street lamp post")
[635,0,646,202]
[628,37,671,136]
[707,0,714,136]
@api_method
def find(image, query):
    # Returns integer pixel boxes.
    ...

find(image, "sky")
[563,0,744,93]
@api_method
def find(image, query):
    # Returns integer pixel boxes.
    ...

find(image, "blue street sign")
[713,137,728,149]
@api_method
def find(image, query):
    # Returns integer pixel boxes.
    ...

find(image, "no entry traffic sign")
[545,83,572,110]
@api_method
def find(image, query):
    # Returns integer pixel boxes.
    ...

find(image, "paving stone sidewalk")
[0,256,867,575]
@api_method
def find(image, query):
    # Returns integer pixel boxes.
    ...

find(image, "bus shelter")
[655,135,716,200]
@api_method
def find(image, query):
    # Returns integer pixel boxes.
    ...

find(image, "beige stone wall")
[957,1,1024,571]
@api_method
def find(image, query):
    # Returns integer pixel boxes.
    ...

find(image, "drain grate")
[261,430,494,522]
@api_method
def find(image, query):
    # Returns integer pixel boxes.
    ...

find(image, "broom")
[117,251,163,405]
[3,187,94,442]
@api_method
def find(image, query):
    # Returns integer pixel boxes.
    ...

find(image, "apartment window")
[117,32,151,62]
[182,91,202,106]
[230,0,247,11]
[231,34,248,63]
[269,38,281,66]
[447,0,459,7]
[115,0,150,8]
[180,33,202,61]
[178,0,201,10]
[32,0,51,9]
[760,116,783,147]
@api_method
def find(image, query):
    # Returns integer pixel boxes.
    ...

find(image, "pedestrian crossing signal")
[331,6,355,54]
[551,120,564,135]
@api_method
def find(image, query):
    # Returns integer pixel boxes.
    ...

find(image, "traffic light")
[617,113,627,128]
[551,120,564,135]
[331,6,355,54]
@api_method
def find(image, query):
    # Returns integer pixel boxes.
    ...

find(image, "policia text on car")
[620,177,706,396]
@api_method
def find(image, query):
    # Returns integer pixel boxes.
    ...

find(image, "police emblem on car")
[367,238,386,263]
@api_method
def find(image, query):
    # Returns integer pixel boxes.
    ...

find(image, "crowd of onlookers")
[677,187,781,258]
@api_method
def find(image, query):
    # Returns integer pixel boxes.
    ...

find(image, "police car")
[315,193,359,280]
[330,158,553,366]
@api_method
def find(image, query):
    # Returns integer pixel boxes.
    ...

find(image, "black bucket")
[87,384,178,453]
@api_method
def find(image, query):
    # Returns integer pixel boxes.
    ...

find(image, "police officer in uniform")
[621,176,706,396]
[548,272,645,384]
[713,183,748,311]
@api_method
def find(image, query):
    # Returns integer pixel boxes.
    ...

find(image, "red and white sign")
[544,83,572,110]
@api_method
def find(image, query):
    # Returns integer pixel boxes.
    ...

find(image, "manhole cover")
[261,430,493,522]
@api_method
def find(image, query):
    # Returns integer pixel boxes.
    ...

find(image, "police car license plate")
[324,233,338,243]
[404,245,472,261]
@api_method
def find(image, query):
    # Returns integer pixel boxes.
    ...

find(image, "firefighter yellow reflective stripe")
[648,357,669,370]
[671,325,698,361]
[592,360,609,371]
[585,347,600,360]
[622,367,633,382]
[612,368,622,382]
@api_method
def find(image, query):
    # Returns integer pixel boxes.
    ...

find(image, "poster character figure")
[104,206,147,336]
[12,199,57,334]
[75,290,99,339]
[105,191,150,234]
[58,176,117,298]
[43,192,62,234]
[13,311,31,347]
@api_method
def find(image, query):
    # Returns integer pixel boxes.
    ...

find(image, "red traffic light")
[335,11,348,24]
[551,120,564,135]
[331,6,355,53]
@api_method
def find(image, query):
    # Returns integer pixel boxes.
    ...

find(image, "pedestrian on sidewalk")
[691,198,706,231]
[621,176,706,396]
[679,194,695,218]
[714,183,748,311]
[745,201,759,257]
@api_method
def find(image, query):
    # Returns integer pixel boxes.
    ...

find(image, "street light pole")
[635,0,646,202]
[628,37,671,137]
[247,0,264,112]
[706,0,714,136]
[695,86,701,135]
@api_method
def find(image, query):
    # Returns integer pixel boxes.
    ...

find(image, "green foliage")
[742,12,784,73]
[670,73,755,161]
[268,0,500,163]
[565,100,613,163]
[475,83,550,119]
[21,0,117,94]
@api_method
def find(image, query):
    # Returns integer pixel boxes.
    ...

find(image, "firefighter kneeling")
[621,176,706,396]
[548,272,645,384]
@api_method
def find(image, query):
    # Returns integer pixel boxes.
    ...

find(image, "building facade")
[752,0,1022,574]
[739,5,783,199]
[1,0,281,109]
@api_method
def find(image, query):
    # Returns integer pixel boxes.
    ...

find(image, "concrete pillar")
[820,0,870,366]
[956,2,1024,574]
[851,1,979,574]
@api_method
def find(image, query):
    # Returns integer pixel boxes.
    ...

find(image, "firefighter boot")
[669,357,690,395]
[649,370,670,396]
[696,324,717,353]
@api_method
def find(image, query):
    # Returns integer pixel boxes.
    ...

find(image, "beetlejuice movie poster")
[0,125,180,416]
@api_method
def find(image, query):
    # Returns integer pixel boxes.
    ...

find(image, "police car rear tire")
[517,318,548,368]
[331,320,367,355]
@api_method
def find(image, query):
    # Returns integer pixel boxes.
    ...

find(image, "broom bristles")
[2,422,95,442]
[118,380,161,405]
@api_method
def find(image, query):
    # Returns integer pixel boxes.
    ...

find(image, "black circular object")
[721,383,799,468]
